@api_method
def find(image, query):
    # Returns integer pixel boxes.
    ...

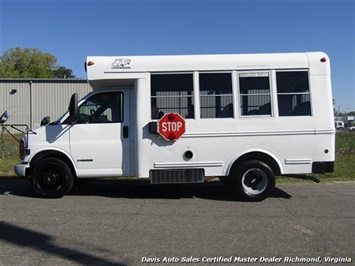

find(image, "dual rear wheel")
[222,160,275,201]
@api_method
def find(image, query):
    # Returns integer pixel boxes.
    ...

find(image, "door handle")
[123,126,129,138]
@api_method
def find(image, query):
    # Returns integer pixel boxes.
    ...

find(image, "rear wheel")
[231,160,275,201]
[31,158,74,198]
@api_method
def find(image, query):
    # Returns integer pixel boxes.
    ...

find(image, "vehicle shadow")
[70,180,292,201]
[0,179,291,201]
[0,221,125,265]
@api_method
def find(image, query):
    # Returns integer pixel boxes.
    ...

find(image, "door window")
[78,92,123,123]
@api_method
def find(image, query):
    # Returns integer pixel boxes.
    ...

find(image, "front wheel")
[31,158,74,198]
[231,160,275,201]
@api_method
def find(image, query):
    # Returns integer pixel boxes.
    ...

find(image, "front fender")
[28,148,78,177]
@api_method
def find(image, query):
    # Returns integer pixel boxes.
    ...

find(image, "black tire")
[31,157,74,198]
[231,160,275,201]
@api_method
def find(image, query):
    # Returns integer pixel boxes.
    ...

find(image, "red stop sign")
[157,113,186,141]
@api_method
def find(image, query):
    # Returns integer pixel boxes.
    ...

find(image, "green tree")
[0,47,76,78]
[52,66,76,79]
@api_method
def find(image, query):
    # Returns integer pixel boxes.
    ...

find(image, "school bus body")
[15,52,335,200]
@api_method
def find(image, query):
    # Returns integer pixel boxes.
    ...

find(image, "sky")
[1,0,354,112]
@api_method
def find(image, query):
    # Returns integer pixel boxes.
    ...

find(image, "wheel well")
[29,150,76,177]
[229,152,281,176]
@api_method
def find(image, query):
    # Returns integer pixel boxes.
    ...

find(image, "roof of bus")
[86,52,329,81]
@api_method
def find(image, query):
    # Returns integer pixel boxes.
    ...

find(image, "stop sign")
[157,113,186,141]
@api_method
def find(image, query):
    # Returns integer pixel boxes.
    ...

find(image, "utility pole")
[29,81,33,129]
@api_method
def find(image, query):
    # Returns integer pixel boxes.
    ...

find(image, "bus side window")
[199,73,233,118]
[239,72,271,116]
[151,74,194,119]
[276,71,311,116]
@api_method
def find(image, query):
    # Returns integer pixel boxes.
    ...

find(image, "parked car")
[335,121,345,130]
[349,126,355,132]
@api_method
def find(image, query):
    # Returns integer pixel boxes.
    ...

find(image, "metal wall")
[0,79,91,132]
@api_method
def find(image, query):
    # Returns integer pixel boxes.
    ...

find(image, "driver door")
[69,89,131,177]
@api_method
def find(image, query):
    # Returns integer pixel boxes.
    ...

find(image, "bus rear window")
[276,71,311,116]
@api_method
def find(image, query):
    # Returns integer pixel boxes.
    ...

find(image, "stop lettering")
[161,121,183,132]
[157,113,186,141]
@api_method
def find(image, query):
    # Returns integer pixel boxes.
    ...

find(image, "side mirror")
[40,116,51,126]
[69,93,79,124]
[0,111,9,124]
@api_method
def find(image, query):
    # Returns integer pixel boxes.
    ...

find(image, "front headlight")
[19,136,30,160]
[19,138,25,159]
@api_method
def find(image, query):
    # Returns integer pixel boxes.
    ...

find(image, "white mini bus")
[15,52,335,201]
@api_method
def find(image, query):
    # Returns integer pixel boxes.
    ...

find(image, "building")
[0,79,91,132]
[335,116,355,127]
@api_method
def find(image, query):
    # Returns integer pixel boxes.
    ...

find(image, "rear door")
[69,89,131,177]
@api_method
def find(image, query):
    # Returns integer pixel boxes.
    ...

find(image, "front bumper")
[14,163,30,177]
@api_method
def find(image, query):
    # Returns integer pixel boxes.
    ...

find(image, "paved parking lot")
[0,179,354,265]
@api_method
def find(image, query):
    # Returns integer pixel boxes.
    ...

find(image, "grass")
[278,132,355,183]
[276,153,355,183]
[317,132,355,182]
[1,132,354,183]
[0,133,21,177]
